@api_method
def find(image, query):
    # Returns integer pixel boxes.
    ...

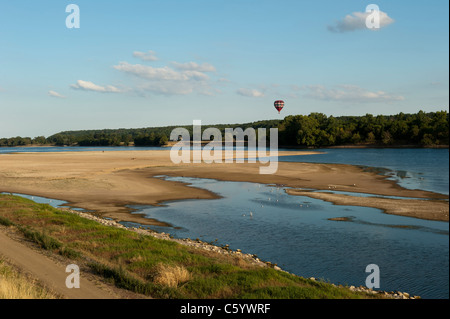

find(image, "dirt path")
[0,229,145,299]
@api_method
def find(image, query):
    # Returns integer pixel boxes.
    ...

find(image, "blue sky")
[0,0,448,137]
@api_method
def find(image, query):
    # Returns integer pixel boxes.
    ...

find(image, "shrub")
[152,263,191,288]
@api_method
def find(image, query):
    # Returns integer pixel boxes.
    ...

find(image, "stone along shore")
[59,207,420,299]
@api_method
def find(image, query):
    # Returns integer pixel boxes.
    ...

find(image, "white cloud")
[236,88,265,97]
[182,70,211,81]
[113,62,210,81]
[303,84,404,102]
[137,82,194,96]
[328,10,394,33]
[133,50,159,61]
[171,61,216,72]
[48,90,66,98]
[71,80,122,93]
[112,59,220,96]
[217,78,231,83]
[135,81,219,96]
[69,52,221,97]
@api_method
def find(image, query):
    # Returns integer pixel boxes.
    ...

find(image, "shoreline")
[58,204,421,299]
[279,145,449,149]
[0,195,419,299]
[0,150,448,225]
[0,149,445,299]
[1,143,449,149]
[286,190,449,222]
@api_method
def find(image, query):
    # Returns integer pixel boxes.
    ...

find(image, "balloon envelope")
[274,100,284,113]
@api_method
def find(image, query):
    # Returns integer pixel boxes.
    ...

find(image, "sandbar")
[0,150,448,224]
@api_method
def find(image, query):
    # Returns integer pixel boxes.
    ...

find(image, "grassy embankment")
[0,194,382,299]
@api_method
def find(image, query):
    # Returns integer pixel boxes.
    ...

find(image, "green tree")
[381,131,394,145]
[32,136,47,145]
[351,132,362,144]
[366,132,377,144]
[420,134,435,146]
[159,135,168,146]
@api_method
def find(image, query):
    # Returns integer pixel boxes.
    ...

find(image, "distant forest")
[1,111,448,148]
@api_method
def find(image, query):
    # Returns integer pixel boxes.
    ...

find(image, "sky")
[0,0,448,138]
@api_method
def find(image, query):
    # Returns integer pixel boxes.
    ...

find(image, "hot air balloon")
[274,100,284,114]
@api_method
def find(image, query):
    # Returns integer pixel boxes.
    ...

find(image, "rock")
[61,205,425,299]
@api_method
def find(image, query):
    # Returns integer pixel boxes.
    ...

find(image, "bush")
[152,263,191,288]
[18,227,62,251]
[0,216,15,227]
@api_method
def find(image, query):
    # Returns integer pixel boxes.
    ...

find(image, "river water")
[2,146,448,298]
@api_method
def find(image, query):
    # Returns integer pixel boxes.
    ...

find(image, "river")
[2,146,448,298]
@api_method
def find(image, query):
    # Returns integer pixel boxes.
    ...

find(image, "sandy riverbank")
[0,150,448,224]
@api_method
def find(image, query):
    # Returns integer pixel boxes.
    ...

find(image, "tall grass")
[0,259,58,299]
[152,263,191,288]
[19,227,62,250]
[0,216,14,227]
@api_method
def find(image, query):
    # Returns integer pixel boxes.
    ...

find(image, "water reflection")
[4,180,449,299]
[130,176,449,299]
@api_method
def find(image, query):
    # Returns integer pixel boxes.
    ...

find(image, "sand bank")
[0,150,447,224]
[286,190,449,222]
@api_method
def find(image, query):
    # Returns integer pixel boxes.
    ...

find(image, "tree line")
[278,110,448,147]
[37,120,280,147]
[0,136,47,147]
[1,111,448,148]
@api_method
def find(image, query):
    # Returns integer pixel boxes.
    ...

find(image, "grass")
[0,194,382,299]
[152,263,191,288]
[0,258,58,299]
[19,227,63,251]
